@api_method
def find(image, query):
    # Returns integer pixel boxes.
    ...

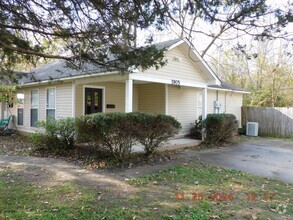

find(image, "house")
[3,39,249,135]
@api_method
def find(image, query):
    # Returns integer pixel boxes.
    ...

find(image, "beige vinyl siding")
[14,83,72,132]
[75,82,126,116]
[168,85,197,135]
[23,89,31,130]
[207,90,216,114]
[133,47,207,84]
[56,83,73,118]
[207,90,226,114]
[138,83,165,114]
[133,85,139,112]
[75,84,83,117]
[207,89,243,126]
[104,82,125,113]
[225,92,243,126]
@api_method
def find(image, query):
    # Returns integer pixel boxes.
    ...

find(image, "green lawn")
[0,162,292,219]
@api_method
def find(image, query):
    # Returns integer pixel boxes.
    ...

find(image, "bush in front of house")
[190,115,203,140]
[29,117,76,151]
[204,113,238,144]
[129,112,181,156]
[76,112,137,163]
[76,112,181,162]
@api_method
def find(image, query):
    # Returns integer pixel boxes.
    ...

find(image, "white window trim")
[30,89,39,128]
[82,85,106,115]
[46,87,56,119]
[16,91,25,126]
[17,108,24,127]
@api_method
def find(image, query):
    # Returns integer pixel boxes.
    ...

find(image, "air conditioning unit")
[246,122,259,136]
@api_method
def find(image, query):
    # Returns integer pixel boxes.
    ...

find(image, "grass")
[0,163,292,219]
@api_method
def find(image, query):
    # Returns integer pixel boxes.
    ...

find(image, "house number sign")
[171,80,180,85]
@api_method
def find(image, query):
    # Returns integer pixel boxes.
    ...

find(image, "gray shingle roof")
[208,81,249,93]
[21,60,107,84]
[22,38,183,84]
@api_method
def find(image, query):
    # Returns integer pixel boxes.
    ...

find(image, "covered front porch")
[72,74,208,135]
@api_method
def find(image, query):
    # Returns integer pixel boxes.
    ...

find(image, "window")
[30,90,39,127]
[46,88,56,119]
[17,93,24,126]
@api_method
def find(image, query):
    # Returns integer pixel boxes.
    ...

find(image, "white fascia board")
[207,86,251,94]
[181,41,221,85]
[167,40,185,51]
[129,74,207,88]
[21,71,120,87]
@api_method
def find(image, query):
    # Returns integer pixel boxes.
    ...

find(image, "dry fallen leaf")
[252,214,258,220]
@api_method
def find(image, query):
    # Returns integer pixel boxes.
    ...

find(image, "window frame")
[16,92,25,126]
[46,87,56,120]
[82,85,105,115]
[30,89,39,127]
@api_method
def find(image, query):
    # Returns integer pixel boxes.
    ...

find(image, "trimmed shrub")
[129,112,181,156]
[204,113,238,144]
[76,112,181,161]
[29,117,76,151]
[76,113,137,163]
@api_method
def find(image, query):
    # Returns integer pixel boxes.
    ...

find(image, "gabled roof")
[154,38,183,50]
[20,38,248,94]
[22,40,185,84]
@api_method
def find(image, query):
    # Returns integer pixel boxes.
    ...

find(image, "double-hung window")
[46,88,56,119]
[17,93,24,126]
[30,90,39,127]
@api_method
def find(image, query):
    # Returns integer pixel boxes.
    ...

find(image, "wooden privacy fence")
[242,107,293,138]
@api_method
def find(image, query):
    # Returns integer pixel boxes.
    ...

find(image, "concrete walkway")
[132,138,202,152]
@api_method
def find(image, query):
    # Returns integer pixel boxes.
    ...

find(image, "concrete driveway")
[193,138,293,183]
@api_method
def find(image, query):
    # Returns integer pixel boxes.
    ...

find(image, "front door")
[85,88,103,114]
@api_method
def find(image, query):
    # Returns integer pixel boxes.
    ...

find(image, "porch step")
[158,138,202,152]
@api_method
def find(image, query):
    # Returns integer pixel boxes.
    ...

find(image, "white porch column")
[72,81,76,117]
[125,79,133,112]
[165,84,168,115]
[202,87,207,140]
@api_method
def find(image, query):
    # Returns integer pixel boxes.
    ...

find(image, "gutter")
[20,70,121,87]
[207,86,251,94]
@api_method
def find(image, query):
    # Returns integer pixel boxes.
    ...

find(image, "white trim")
[30,89,39,127]
[165,84,168,115]
[16,108,24,127]
[167,40,185,51]
[125,79,133,112]
[207,86,251,94]
[72,81,76,117]
[129,74,207,88]
[16,90,25,126]
[22,71,120,87]
[45,87,56,119]
[82,85,106,115]
[182,41,221,85]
